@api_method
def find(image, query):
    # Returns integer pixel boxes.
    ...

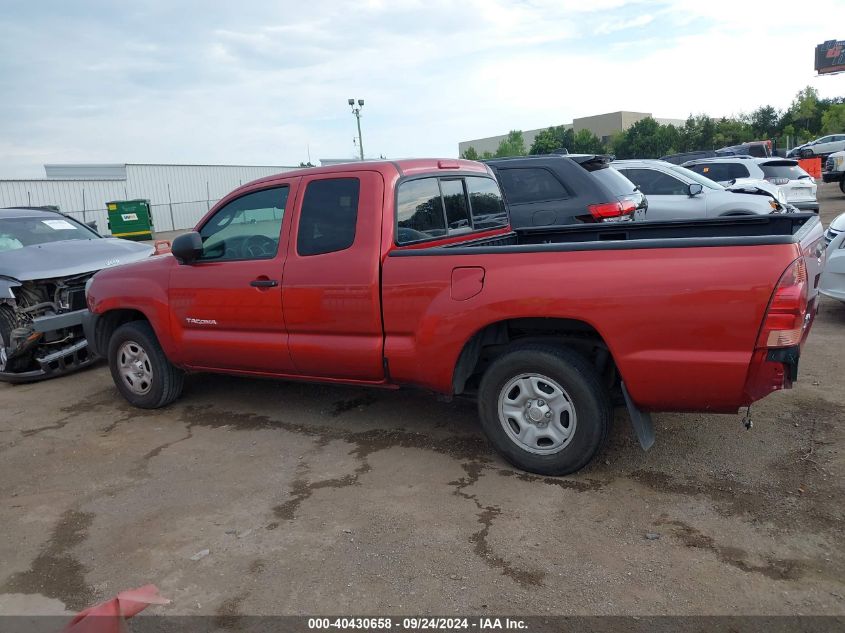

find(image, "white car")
[789,134,845,159]
[612,160,787,221]
[820,213,845,302]
[682,157,818,213]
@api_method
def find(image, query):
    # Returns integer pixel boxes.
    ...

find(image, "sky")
[1,0,844,178]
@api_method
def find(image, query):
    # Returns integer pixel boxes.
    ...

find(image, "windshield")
[0,216,100,252]
[666,164,724,190]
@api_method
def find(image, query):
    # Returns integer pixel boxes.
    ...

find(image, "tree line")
[461,86,845,161]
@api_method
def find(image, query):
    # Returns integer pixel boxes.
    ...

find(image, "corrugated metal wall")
[0,164,294,234]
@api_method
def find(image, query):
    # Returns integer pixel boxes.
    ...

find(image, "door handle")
[250,278,278,288]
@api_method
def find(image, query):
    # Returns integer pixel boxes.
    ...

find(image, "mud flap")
[621,381,655,451]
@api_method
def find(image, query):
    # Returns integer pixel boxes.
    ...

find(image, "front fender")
[86,256,179,360]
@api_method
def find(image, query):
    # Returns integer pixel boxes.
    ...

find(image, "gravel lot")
[1,184,843,618]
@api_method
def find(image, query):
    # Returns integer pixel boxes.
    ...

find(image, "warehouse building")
[0,163,296,235]
[459,110,685,156]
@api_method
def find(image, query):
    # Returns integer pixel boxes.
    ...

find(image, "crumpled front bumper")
[0,308,99,383]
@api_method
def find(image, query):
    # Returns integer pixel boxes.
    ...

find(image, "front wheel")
[108,321,184,408]
[478,344,611,476]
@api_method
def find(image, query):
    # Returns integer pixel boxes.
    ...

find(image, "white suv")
[682,157,818,213]
[613,160,786,220]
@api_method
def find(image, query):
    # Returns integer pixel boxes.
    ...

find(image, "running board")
[621,382,655,451]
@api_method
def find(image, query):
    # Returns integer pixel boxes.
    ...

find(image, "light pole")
[348,98,364,160]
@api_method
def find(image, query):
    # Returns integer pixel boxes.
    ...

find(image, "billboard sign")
[815,40,845,75]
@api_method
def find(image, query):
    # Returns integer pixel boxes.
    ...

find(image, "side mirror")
[86,220,99,232]
[687,183,704,196]
[171,232,203,264]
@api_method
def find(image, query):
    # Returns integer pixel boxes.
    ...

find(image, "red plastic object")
[798,157,821,178]
[63,585,170,633]
[153,240,172,255]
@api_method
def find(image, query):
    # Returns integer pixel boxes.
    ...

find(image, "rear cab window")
[396,175,507,245]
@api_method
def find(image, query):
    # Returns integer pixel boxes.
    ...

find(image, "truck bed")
[427,213,819,253]
[382,212,823,412]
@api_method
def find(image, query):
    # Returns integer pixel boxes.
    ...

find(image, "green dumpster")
[106,199,154,241]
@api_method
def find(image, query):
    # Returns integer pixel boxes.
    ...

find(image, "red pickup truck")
[83,159,824,475]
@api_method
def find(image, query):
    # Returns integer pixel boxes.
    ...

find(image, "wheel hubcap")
[497,373,577,455]
[117,340,153,395]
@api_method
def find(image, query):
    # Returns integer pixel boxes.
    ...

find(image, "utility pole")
[348,98,365,160]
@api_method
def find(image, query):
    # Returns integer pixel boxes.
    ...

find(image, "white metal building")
[0,163,296,235]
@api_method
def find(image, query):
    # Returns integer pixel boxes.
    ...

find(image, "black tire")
[840,178,845,195]
[107,321,184,408]
[800,149,814,159]
[478,343,611,476]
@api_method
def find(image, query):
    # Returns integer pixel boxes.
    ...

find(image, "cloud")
[0,0,843,177]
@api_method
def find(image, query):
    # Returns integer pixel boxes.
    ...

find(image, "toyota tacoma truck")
[83,159,824,475]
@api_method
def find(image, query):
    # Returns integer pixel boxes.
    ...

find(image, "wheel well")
[94,309,148,354]
[452,318,618,396]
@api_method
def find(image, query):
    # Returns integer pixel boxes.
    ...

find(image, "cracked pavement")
[0,185,844,618]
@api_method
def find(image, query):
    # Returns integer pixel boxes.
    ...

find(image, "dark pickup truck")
[83,158,824,475]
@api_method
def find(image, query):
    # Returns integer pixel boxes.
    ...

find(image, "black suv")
[484,154,646,229]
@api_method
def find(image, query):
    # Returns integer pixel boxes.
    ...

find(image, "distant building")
[458,111,685,156]
[0,163,295,234]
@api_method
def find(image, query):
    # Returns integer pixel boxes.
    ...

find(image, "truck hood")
[0,238,154,281]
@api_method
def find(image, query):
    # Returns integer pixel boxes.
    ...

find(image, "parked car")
[82,159,823,476]
[660,141,772,165]
[821,213,845,303]
[612,160,787,220]
[484,154,646,228]
[0,207,154,382]
[822,150,845,194]
[682,157,819,212]
[787,134,845,159]
[824,211,845,248]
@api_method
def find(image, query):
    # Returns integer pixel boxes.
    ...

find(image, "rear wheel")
[478,344,611,476]
[108,321,184,408]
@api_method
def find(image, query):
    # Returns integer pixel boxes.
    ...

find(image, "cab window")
[297,178,360,256]
[199,187,288,261]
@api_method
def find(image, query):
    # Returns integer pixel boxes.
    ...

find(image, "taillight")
[757,258,808,348]
[588,199,638,220]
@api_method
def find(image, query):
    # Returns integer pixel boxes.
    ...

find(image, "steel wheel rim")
[497,373,577,455]
[117,340,153,395]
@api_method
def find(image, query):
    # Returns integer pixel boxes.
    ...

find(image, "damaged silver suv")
[0,207,154,382]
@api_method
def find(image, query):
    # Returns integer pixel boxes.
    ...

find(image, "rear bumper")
[741,298,818,405]
[790,200,819,212]
[821,172,843,183]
